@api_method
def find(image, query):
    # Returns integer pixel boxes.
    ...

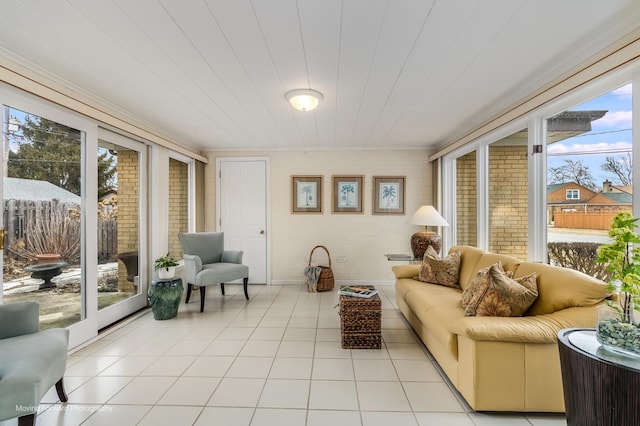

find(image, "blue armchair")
[179,232,249,312]
[0,301,69,426]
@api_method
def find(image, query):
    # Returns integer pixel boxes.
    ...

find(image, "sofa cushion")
[452,246,521,290]
[404,284,463,359]
[464,264,538,317]
[415,246,462,288]
[516,262,610,315]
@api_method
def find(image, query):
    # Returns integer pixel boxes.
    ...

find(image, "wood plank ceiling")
[0,0,639,152]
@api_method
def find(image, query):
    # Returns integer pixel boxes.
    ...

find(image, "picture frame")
[373,176,405,215]
[292,175,323,213]
[332,175,364,214]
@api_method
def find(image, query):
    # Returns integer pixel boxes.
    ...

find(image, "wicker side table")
[339,288,381,349]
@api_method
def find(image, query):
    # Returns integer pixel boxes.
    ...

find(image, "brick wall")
[168,158,188,259]
[455,145,528,259]
[456,151,477,247]
[205,150,432,284]
[116,150,139,292]
[488,145,528,259]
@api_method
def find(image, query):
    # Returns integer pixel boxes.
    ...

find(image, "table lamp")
[407,205,449,259]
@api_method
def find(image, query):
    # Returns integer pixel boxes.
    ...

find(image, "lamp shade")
[407,205,449,227]
[285,89,323,111]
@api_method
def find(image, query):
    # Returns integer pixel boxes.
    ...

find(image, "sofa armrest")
[182,254,203,284]
[392,264,421,279]
[0,301,39,339]
[448,305,601,344]
[222,250,243,264]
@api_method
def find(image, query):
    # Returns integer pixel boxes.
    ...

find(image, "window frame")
[441,61,637,262]
[566,189,580,200]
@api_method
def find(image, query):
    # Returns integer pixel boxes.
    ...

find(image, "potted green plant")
[595,211,640,356]
[154,253,179,279]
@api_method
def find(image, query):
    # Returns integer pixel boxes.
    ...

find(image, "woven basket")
[339,291,382,349]
[308,245,335,292]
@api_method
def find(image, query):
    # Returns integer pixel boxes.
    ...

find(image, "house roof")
[3,177,80,204]
[547,183,566,194]
[599,192,632,204]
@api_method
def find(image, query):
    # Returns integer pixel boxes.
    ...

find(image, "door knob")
[260,230,265,235]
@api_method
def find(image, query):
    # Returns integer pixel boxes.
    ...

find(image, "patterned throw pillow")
[463,264,538,317]
[461,262,503,309]
[414,246,462,288]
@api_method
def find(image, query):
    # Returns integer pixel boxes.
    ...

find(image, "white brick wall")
[204,150,432,285]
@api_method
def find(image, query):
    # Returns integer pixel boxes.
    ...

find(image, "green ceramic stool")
[149,278,184,320]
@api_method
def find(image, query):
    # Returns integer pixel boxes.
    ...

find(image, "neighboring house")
[3,177,80,204]
[3,177,81,258]
[547,180,632,227]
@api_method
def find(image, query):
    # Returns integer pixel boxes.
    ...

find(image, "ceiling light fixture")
[285,89,323,112]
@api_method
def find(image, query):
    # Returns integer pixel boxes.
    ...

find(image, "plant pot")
[36,253,61,264]
[148,278,183,320]
[596,305,640,357]
[158,266,176,279]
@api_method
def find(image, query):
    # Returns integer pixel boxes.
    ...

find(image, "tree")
[340,184,356,206]
[601,153,632,186]
[548,159,597,191]
[300,184,314,206]
[381,184,397,207]
[7,114,115,197]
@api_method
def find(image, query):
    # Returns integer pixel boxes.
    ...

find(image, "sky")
[547,83,633,188]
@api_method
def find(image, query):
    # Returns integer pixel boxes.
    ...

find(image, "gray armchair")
[179,232,249,312]
[0,301,69,426]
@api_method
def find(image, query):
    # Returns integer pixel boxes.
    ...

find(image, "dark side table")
[557,328,640,426]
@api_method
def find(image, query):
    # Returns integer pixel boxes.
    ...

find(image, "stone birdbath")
[25,261,68,290]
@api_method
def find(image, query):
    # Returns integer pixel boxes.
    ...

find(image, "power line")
[566,128,631,138]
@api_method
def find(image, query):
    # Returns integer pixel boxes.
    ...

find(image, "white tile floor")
[2,285,568,426]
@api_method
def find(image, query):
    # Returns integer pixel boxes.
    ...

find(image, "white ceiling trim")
[429,30,640,162]
[0,55,208,163]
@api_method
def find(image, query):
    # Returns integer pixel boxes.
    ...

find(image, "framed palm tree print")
[332,175,364,214]
[373,176,405,215]
[292,175,323,213]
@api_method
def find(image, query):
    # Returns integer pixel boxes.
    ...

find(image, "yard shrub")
[547,241,611,282]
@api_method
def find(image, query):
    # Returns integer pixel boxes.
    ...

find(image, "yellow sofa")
[393,245,611,413]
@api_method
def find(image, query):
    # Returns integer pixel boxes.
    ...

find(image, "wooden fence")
[3,199,118,262]
[553,210,621,230]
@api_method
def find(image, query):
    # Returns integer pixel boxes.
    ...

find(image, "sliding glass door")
[97,129,148,329]
[1,89,97,347]
[1,87,151,346]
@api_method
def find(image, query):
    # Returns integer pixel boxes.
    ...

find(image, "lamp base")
[411,231,441,259]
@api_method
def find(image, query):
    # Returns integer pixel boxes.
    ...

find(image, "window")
[443,75,634,275]
[488,128,529,259]
[455,151,477,247]
[566,189,580,200]
[168,157,190,259]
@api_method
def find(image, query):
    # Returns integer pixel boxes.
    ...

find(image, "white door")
[218,158,268,284]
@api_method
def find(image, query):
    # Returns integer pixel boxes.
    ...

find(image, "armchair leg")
[199,286,206,313]
[185,283,193,304]
[243,277,249,300]
[55,378,68,402]
[220,283,225,295]
[18,414,36,426]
